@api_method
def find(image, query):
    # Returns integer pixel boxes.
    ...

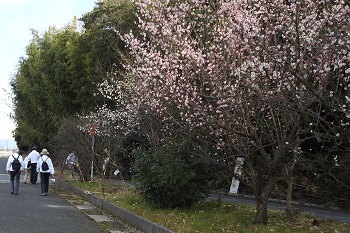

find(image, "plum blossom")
[97,0,349,176]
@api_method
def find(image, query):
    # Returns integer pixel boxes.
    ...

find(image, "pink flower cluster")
[99,0,350,150]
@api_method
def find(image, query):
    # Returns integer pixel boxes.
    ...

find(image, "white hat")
[40,149,49,155]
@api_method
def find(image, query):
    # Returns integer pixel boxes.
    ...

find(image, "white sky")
[0,0,97,139]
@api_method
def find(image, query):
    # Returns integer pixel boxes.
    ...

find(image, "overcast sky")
[0,0,97,139]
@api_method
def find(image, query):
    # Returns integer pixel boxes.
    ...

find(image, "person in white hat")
[37,149,55,196]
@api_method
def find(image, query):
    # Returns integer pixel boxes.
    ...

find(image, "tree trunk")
[254,195,268,224]
[286,158,297,220]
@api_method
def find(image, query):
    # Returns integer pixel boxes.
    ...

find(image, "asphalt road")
[209,192,350,224]
[0,153,106,233]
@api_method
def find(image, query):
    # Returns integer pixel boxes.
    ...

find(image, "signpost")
[229,156,244,194]
[89,124,97,179]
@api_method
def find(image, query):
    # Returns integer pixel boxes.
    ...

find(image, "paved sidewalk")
[0,154,137,233]
[0,174,106,233]
[52,183,141,233]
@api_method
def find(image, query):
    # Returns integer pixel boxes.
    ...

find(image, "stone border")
[55,179,176,233]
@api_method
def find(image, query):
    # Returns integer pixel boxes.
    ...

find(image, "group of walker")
[5,146,55,196]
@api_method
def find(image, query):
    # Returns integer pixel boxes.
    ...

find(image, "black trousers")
[40,172,50,194]
[30,163,38,184]
[10,171,20,193]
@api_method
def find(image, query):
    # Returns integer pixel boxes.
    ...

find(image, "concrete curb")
[55,179,176,233]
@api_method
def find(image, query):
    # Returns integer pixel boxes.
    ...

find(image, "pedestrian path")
[0,174,9,183]
[52,184,142,233]
[0,171,107,233]
[0,156,139,233]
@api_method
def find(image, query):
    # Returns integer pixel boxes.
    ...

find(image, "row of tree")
[10,0,350,224]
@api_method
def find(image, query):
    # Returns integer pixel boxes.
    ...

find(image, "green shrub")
[132,145,209,208]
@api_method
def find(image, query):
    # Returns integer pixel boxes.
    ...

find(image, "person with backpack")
[23,154,31,184]
[37,149,55,196]
[5,151,24,195]
[28,146,41,184]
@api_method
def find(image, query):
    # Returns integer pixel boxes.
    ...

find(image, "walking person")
[65,151,77,178]
[37,149,54,196]
[5,151,24,194]
[23,154,31,184]
[28,146,40,184]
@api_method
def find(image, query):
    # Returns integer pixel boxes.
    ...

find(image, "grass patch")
[66,179,350,233]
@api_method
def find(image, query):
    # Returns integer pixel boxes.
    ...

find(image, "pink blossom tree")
[100,0,350,224]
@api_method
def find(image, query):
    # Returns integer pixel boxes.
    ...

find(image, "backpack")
[12,155,21,171]
[42,158,49,171]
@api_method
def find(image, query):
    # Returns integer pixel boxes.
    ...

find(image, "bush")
[132,145,209,208]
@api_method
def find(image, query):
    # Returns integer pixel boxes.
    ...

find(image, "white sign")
[229,157,244,194]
